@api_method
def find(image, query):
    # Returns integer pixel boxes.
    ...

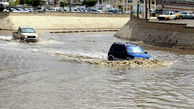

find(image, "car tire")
[108,56,114,61]
[13,35,16,40]
[21,37,24,41]
[126,57,131,60]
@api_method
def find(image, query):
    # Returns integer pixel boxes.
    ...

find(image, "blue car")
[108,42,152,61]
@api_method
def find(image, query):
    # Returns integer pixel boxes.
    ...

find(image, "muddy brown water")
[0,32,193,109]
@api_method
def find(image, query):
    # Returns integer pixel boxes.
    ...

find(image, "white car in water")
[12,27,39,42]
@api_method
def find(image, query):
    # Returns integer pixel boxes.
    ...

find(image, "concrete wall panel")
[115,16,194,49]
[0,12,130,30]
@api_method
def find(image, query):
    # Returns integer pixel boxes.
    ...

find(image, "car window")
[109,44,115,52]
[113,45,120,51]
[126,46,144,54]
[114,45,125,52]
[120,46,126,52]
[21,28,35,33]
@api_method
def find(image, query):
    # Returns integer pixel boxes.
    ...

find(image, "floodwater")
[0,32,193,109]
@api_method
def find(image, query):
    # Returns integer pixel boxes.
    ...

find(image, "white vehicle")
[0,0,9,11]
[11,8,20,12]
[36,7,45,12]
[72,8,79,12]
[17,7,24,12]
[179,11,194,19]
[23,8,30,12]
[3,8,9,12]
[157,11,179,20]
[13,27,39,42]
[124,10,131,14]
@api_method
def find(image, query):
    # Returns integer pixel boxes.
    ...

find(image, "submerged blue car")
[108,42,152,61]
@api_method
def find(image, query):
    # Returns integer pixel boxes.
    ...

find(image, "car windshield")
[21,28,35,33]
[163,10,174,15]
[126,46,145,54]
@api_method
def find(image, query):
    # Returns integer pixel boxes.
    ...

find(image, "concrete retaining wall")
[0,12,130,30]
[115,16,194,49]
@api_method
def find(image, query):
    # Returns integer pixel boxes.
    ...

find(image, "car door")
[181,12,187,19]
[188,12,193,19]
[186,12,191,19]
[119,45,127,59]
[114,45,127,60]
[16,28,21,39]
[169,12,175,19]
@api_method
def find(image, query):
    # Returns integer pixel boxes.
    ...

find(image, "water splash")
[0,35,12,41]
[56,53,172,69]
[36,38,64,45]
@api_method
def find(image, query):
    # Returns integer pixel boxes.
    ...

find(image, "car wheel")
[108,56,114,61]
[13,36,16,40]
[21,37,24,41]
[126,57,131,60]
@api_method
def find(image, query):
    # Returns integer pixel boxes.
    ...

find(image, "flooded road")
[0,32,193,109]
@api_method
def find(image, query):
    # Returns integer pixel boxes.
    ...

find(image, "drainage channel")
[50,29,119,33]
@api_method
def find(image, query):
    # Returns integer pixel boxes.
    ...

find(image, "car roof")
[19,27,34,29]
[113,42,138,47]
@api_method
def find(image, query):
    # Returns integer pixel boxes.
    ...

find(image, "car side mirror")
[144,51,148,54]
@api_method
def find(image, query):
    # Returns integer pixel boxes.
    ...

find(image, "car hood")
[21,33,37,36]
[129,53,152,58]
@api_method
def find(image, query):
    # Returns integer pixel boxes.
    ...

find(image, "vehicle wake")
[0,35,12,41]
[55,53,172,69]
